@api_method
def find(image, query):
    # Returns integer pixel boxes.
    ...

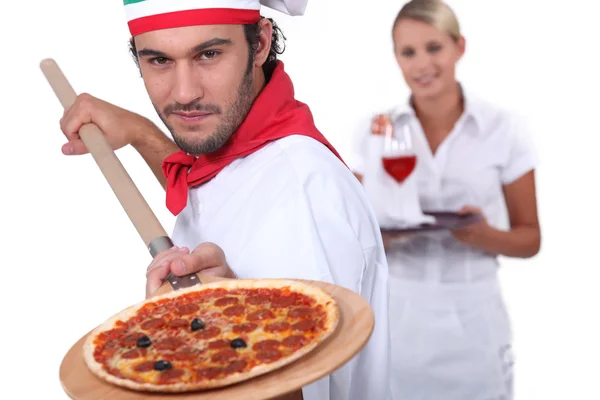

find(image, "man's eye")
[150,57,170,65]
[198,51,219,60]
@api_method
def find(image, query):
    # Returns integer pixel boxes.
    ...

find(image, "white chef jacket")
[171,135,392,400]
[352,87,538,283]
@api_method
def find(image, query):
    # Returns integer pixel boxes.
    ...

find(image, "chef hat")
[124,0,308,37]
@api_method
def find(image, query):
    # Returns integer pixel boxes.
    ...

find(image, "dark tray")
[380,211,482,234]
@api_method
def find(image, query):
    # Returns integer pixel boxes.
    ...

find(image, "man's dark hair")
[128,17,286,77]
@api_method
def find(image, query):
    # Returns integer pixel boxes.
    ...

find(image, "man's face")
[134,24,256,155]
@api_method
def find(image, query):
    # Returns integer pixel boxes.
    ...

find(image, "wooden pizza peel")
[40,59,376,399]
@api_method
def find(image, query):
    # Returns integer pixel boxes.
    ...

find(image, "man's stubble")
[156,64,256,156]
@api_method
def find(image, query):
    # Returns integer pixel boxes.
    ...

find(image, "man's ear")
[129,37,142,77]
[254,18,273,67]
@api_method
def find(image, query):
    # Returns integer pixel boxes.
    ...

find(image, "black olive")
[191,318,205,331]
[230,338,247,349]
[136,336,151,348]
[154,360,172,371]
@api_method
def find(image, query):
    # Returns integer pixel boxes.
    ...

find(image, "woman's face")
[393,18,465,100]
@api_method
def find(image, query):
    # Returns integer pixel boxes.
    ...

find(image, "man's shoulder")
[265,135,349,179]
[253,135,372,205]
[213,135,349,196]
[241,133,375,204]
[262,135,383,245]
[234,134,350,186]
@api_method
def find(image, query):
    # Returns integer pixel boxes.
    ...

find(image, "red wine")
[382,155,417,183]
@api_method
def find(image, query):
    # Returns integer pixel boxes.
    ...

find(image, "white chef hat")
[124,0,308,36]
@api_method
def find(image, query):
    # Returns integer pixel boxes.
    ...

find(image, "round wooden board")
[59,279,375,400]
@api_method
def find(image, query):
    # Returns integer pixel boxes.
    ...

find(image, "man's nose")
[171,64,204,105]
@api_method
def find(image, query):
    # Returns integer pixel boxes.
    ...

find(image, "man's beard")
[156,69,255,155]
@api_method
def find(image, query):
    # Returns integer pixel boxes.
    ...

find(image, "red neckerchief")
[161,61,345,216]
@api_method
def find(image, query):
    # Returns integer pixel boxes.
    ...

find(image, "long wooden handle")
[39,58,172,256]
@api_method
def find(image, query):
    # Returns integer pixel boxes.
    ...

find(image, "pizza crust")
[83,279,340,392]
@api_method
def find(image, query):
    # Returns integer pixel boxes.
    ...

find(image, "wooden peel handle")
[39,58,172,255]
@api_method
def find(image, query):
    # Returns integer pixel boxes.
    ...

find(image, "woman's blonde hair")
[393,0,461,42]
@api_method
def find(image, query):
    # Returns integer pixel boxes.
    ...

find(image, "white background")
[1,1,598,399]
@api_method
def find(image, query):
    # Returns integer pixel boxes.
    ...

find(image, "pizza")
[83,279,339,392]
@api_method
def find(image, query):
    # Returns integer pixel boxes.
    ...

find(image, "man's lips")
[172,112,212,122]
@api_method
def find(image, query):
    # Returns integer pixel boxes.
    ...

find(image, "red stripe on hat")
[128,8,261,36]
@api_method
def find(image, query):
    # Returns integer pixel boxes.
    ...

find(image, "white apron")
[389,275,514,400]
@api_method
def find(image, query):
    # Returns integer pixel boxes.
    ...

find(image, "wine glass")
[380,116,417,184]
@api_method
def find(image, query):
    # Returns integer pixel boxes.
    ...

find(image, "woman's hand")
[451,205,492,248]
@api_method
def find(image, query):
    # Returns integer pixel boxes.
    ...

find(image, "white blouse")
[351,88,538,283]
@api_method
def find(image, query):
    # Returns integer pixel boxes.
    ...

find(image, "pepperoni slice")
[105,328,127,339]
[172,347,202,361]
[196,326,221,340]
[133,361,155,373]
[264,321,291,333]
[232,323,258,333]
[176,304,199,315]
[107,366,126,379]
[167,318,188,328]
[100,349,118,361]
[288,307,314,318]
[215,297,239,307]
[271,295,296,308]
[99,340,119,359]
[103,339,120,350]
[293,319,316,332]
[256,349,282,363]
[181,292,209,304]
[224,360,247,374]
[126,319,140,329]
[247,309,275,321]
[282,335,307,348]
[121,348,146,359]
[211,349,237,363]
[223,305,246,317]
[245,295,270,305]
[196,367,222,380]
[205,288,228,299]
[141,318,165,330]
[154,337,186,351]
[252,340,280,351]
[159,368,185,383]
[208,339,230,349]
[120,332,145,347]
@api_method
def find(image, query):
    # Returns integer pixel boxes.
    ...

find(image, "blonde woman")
[352,1,541,399]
